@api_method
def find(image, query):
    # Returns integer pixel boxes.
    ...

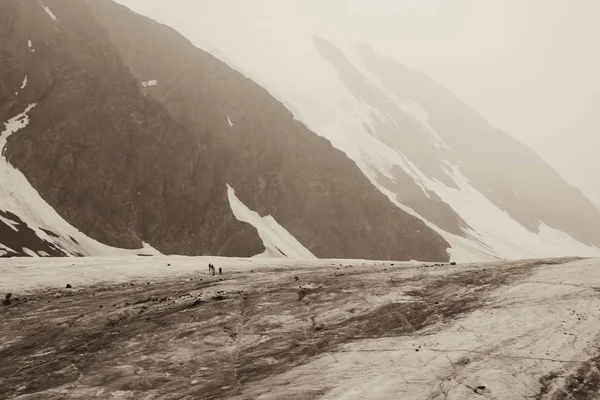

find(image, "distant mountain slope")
[126,8,600,261]
[316,40,600,259]
[0,0,449,261]
[356,44,600,249]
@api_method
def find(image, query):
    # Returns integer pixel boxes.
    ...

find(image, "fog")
[119,0,600,205]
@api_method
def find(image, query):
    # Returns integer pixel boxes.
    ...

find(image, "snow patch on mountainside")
[373,179,501,263]
[226,113,233,127]
[398,99,450,150]
[0,104,161,257]
[0,103,36,152]
[27,40,35,52]
[20,76,27,90]
[430,165,600,258]
[341,44,451,152]
[375,154,599,260]
[141,80,157,87]
[0,243,10,255]
[227,184,316,259]
[41,3,59,22]
[0,215,19,232]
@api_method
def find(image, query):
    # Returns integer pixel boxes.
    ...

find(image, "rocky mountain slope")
[0,0,448,260]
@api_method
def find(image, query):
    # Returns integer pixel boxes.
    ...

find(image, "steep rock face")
[1,0,263,257]
[0,0,450,260]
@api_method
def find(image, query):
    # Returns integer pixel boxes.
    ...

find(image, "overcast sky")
[119,0,600,204]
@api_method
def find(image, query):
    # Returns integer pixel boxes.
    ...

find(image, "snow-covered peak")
[0,103,36,153]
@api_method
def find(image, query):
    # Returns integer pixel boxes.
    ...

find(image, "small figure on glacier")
[218,267,222,275]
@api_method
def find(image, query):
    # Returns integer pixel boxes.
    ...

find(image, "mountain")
[0,0,449,261]
[314,39,600,260]
[112,3,600,261]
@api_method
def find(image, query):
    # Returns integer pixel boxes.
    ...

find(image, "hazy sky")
[119,0,600,204]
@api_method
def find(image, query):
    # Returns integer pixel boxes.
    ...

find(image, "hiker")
[212,265,216,276]
[208,263,212,272]
[218,267,222,275]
